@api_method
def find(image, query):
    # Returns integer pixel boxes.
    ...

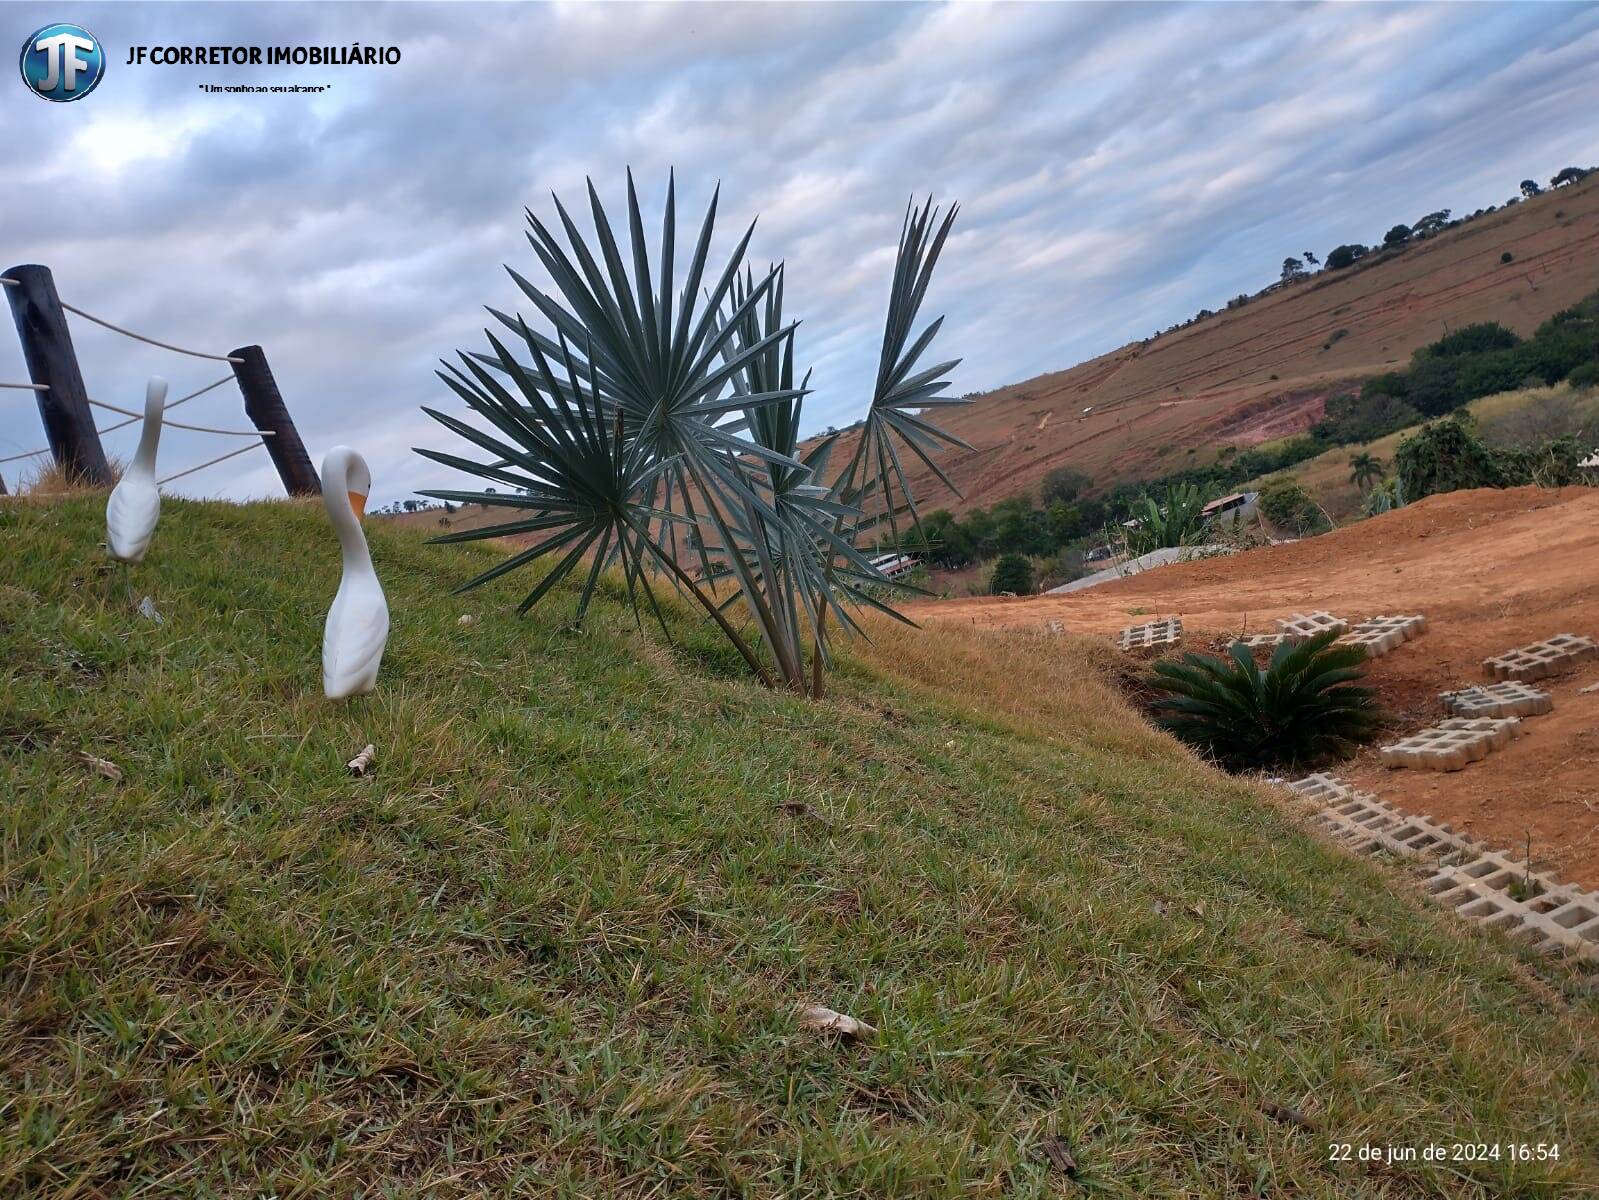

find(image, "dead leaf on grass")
[78,752,122,782]
[777,799,833,825]
[1261,1100,1315,1131]
[798,1004,876,1039]
[346,744,377,776]
[1036,1135,1078,1176]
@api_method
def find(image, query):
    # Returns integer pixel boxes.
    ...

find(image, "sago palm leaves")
[1149,629,1380,770]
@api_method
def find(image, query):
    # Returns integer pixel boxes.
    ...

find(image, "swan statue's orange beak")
[349,491,367,520]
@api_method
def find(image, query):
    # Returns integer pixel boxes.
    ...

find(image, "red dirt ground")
[908,486,1599,888]
[823,176,1599,512]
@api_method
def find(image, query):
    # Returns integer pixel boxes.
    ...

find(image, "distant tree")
[1395,416,1506,501]
[1046,501,1083,545]
[402,499,419,512]
[1040,466,1091,506]
[1382,223,1411,247]
[1520,179,1542,199]
[1348,452,1384,491]
[1411,210,1452,237]
[1325,243,1368,270]
[1501,251,1514,264]
[1551,166,1591,188]
[1258,477,1328,535]
[1419,322,1520,359]
[1281,256,1306,282]
[989,553,1035,596]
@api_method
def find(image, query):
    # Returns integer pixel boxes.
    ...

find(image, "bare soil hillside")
[835,177,1599,512]
[909,486,1599,888]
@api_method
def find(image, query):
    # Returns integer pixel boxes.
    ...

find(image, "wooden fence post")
[5,264,112,486]
[229,344,321,496]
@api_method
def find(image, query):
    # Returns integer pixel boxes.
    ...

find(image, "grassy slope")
[2,497,1596,1198]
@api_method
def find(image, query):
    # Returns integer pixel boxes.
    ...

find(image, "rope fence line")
[1,377,272,474]
[59,302,245,364]
[86,396,275,437]
[86,375,235,436]
[158,440,265,485]
[4,265,320,495]
[3,272,241,363]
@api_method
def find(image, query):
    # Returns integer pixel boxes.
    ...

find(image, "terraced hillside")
[831,175,1599,512]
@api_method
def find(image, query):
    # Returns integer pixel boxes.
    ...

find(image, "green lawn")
[2,496,1595,1197]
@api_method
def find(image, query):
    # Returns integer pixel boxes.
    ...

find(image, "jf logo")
[19,23,105,102]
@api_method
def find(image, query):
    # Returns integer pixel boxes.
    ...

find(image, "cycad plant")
[1148,630,1379,771]
[415,174,968,696]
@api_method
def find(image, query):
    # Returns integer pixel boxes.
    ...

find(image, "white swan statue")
[106,377,167,565]
[321,445,389,700]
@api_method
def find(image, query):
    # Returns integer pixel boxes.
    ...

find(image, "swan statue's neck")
[324,461,374,575]
[129,380,166,481]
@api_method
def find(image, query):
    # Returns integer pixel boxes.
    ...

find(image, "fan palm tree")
[415,174,967,697]
[1348,451,1384,491]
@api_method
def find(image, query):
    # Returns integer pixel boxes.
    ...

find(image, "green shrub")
[989,553,1035,595]
[1314,392,1419,445]
[1360,372,1411,403]
[1257,478,1327,535]
[1040,466,1091,506]
[1363,298,1599,419]
[1418,323,1521,359]
[1455,348,1533,401]
[1497,436,1591,488]
[1404,355,1466,416]
[1149,630,1380,771]
[1395,416,1507,499]
[1363,476,1404,516]
[1568,362,1599,390]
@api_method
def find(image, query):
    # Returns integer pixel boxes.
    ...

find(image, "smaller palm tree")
[1348,452,1384,491]
[1149,629,1379,771]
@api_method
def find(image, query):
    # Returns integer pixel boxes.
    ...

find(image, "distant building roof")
[1202,491,1256,516]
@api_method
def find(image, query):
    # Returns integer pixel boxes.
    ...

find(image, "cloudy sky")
[3,1,1595,502]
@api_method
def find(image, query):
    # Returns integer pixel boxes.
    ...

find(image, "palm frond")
[1149,629,1381,770]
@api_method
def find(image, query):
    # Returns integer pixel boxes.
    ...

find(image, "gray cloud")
[2,0,1594,502]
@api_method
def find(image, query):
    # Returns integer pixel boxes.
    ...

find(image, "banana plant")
[415,174,968,695]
